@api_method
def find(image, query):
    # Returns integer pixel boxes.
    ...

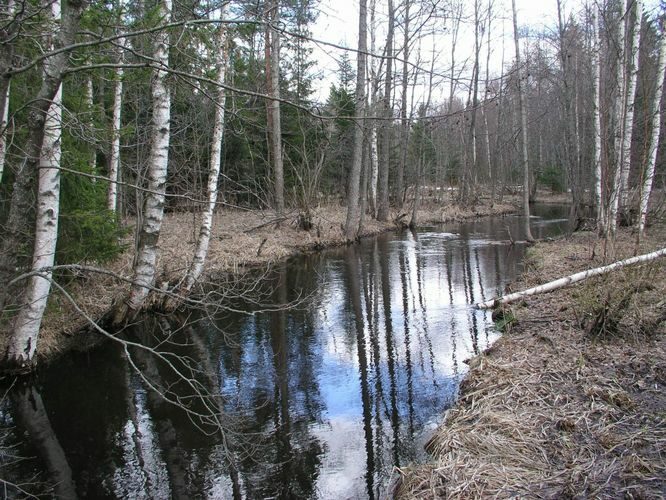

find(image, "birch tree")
[592,5,605,234]
[6,0,64,366]
[0,0,15,185]
[638,17,666,236]
[107,36,126,212]
[617,0,642,219]
[344,0,367,240]
[511,0,534,242]
[376,0,394,222]
[608,0,629,234]
[120,0,172,318]
[0,0,84,326]
[180,12,228,293]
[397,0,410,208]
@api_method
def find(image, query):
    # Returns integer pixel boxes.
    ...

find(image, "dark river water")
[0,204,572,499]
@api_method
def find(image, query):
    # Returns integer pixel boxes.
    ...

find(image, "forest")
[0,0,665,496]
[1,0,664,368]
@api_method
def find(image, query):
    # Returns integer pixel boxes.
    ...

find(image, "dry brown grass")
[396,223,666,499]
[1,199,517,364]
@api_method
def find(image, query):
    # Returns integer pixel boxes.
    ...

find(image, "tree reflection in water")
[1,205,573,498]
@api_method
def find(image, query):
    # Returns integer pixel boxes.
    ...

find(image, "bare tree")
[0,0,15,184]
[397,0,410,208]
[376,0,395,222]
[638,16,666,236]
[266,0,284,213]
[119,0,173,319]
[344,0,367,240]
[107,35,126,212]
[180,10,228,294]
[511,0,534,242]
[592,4,605,234]
[6,0,69,367]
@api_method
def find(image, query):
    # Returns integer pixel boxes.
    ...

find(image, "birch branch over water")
[476,248,666,310]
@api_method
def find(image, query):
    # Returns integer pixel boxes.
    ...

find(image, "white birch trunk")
[618,0,641,216]
[592,7,605,234]
[638,23,666,235]
[511,0,534,241]
[0,79,9,184]
[85,74,96,178]
[0,0,14,185]
[609,0,629,234]
[125,0,172,314]
[476,247,666,309]
[181,16,227,292]
[107,37,125,212]
[7,0,63,365]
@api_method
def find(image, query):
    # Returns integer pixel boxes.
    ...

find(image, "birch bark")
[124,0,172,315]
[592,7,605,234]
[618,0,642,218]
[0,0,15,185]
[181,14,227,292]
[608,0,629,234]
[0,0,84,316]
[107,37,125,212]
[511,0,534,241]
[7,0,63,366]
[638,20,666,235]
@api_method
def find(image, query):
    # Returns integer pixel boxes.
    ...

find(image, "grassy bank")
[396,223,666,498]
[1,199,518,366]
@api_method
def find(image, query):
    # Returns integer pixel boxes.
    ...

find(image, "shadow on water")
[0,204,573,499]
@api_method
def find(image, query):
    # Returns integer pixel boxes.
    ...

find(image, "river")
[0,204,572,499]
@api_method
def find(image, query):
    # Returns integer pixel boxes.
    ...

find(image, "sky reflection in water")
[1,204,572,499]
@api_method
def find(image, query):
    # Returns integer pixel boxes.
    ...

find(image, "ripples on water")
[0,204,572,499]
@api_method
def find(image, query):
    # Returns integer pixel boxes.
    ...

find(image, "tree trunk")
[477,247,666,309]
[267,0,284,213]
[344,0,367,240]
[592,6,605,234]
[121,0,172,317]
[6,0,63,367]
[0,79,8,185]
[376,0,394,222]
[511,0,534,242]
[107,37,125,212]
[617,0,642,221]
[482,2,493,203]
[180,14,227,293]
[368,0,378,218]
[0,0,15,185]
[0,0,84,317]
[608,0,629,234]
[396,0,409,209]
[638,20,666,236]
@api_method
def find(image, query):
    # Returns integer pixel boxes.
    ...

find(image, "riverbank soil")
[397,223,666,499]
[0,199,517,365]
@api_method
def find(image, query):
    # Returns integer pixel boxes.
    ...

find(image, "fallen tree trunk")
[476,247,666,310]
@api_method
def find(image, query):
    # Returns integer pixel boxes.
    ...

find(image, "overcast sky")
[308,0,662,103]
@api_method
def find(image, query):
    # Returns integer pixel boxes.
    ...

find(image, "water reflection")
[0,204,572,499]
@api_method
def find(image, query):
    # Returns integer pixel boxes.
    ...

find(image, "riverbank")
[2,199,518,367]
[396,223,666,498]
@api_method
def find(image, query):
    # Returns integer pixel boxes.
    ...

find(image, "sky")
[308,0,662,104]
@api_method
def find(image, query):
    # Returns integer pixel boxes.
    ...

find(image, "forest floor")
[396,221,666,499]
[14,196,519,364]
